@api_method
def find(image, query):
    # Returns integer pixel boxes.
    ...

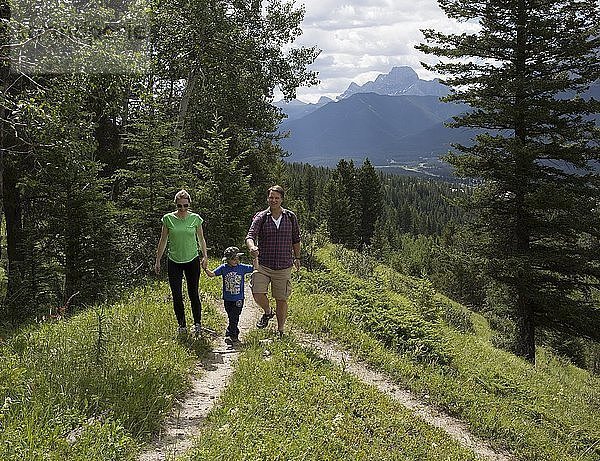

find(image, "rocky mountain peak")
[338,66,448,100]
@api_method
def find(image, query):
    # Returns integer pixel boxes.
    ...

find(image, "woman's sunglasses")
[176,203,190,208]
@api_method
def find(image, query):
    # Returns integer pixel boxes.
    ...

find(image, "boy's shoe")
[256,312,275,329]
[177,326,188,335]
[193,324,202,336]
[231,336,240,343]
[225,336,233,345]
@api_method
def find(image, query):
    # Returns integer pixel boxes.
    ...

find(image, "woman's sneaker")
[256,312,274,329]
[193,324,202,336]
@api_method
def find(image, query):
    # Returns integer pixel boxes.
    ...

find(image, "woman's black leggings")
[167,256,202,327]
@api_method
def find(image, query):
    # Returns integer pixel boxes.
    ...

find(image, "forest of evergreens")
[1,0,599,378]
[1,0,319,320]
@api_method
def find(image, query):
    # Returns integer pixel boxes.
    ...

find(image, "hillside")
[288,245,600,461]
[1,250,598,461]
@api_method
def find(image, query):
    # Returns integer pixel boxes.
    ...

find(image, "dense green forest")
[1,0,599,377]
[0,0,318,319]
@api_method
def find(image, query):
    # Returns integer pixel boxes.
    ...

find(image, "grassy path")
[139,299,257,460]
[287,246,600,461]
[142,282,513,461]
[295,333,513,461]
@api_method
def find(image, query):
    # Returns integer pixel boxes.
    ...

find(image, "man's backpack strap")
[252,209,269,237]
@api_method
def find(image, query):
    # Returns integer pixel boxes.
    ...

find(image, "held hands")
[249,245,259,258]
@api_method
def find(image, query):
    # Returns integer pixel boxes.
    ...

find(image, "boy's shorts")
[251,265,292,300]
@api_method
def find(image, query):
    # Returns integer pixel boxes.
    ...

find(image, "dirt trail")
[138,303,256,461]
[295,333,513,461]
[139,287,513,461]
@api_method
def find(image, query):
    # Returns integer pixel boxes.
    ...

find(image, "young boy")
[204,246,254,343]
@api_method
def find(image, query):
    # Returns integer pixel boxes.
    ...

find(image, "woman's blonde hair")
[174,189,192,204]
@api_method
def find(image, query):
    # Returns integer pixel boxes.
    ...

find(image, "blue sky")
[285,0,474,103]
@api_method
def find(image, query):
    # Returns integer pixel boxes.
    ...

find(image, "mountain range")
[278,92,472,167]
[276,67,464,171]
[273,96,333,122]
[275,66,599,175]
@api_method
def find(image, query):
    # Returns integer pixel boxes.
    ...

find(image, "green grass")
[182,332,482,461]
[0,280,223,461]
[3,251,598,461]
[288,245,600,461]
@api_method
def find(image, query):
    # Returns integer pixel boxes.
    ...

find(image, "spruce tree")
[304,166,317,213]
[116,105,187,275]
[418,0,600,362]
[334,159,361,248]
[324,172,356,246]
[358,158,383,248]
[194,117,253,252]
[20,77,122,312]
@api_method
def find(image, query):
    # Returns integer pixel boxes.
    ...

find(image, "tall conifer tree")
[334,159,361,248]
[358,158,383,248]
[116,105,187,275]
[418,0,600,362]
[324,171,356,246]
[194,118,253,252]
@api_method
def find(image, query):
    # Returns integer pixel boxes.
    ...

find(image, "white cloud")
[280,0,475,103]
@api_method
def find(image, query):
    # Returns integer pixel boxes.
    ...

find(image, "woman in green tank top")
[154,189,208,335]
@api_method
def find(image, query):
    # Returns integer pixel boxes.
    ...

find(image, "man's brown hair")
[268,185,285,199]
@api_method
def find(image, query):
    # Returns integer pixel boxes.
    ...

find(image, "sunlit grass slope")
[0,280,222,461]
[288,244,600,461]
[184,332,481,461]
[2,251,598,461]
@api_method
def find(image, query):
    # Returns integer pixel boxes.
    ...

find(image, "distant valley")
[274,66,599,177]
[274,66,467,176]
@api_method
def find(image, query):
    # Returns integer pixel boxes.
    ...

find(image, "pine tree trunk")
[516,288,536,362]
[0,0,7,264]
[63,187,79,306]
[0,1,27,316]
[173,69,200,148]
[2,158,25,312]
[512,0,536,364]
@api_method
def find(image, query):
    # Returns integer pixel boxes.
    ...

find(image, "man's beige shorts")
[251,264,292,300]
